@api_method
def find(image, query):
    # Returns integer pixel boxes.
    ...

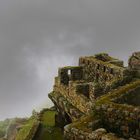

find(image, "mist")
[0,0,140,120]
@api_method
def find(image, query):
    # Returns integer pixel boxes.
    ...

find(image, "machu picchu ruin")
[48,51,140,140]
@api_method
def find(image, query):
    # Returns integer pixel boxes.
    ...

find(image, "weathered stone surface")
[48,52,140,140]
[129,52,140,69]
[129,52,140,78]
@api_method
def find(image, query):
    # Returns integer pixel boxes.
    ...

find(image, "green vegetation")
[0,119,10,138]
[15,117,39,140]
[5,110,63,140]
[0,118,28,139]
[41,111,56,126]
[33,110,63,140]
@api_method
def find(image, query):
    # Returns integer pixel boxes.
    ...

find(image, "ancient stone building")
[49,52,140,140]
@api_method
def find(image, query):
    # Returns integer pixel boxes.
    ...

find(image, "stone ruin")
[48,52,140,140]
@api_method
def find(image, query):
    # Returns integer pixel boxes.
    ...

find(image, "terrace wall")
[94,81,140,139]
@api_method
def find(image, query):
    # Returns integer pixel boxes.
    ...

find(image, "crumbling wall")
[79,54,132,94]
[53,77,93,114]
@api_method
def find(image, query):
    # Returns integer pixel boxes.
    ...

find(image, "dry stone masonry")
[48,52,140,140]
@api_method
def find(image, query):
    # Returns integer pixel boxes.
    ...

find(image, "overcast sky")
[0,0,140,120]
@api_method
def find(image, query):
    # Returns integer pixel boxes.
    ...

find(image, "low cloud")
[0,0,140,120]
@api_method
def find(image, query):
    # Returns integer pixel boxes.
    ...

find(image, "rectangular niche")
[76,83,90,98]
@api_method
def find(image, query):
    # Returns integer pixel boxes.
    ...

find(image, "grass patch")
[41,111,56,127]
[15,117,39,140]
[33,110,64,140]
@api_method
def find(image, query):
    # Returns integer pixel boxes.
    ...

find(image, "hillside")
[8,108,63,140]
[0,119,11,138]
[0,118,27,140]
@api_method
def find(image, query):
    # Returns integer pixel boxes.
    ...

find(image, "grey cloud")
[0,0,140,119]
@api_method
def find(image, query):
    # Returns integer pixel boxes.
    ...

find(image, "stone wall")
[94,80,140,139]
[79,54,132,94]
[58,66,83,85]
[64,115,127,140]
[56,53,133,102]
[129,52,140,70]
[67,80,140,140]
[53,77,93,114]
[64,127,128,140]
[129,51,140,78]
[49,91,83,122]
[114,86,140,106]
[95,104,140,139]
